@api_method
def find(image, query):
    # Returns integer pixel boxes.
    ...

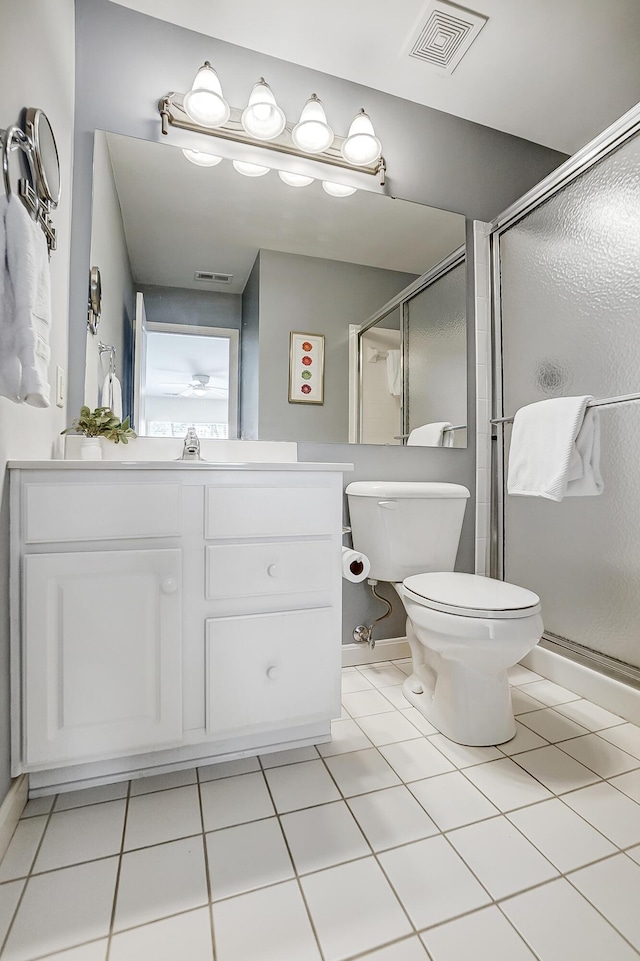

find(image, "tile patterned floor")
[1,660,640,960]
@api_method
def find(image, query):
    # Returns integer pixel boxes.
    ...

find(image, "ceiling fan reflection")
[161,373,229,398]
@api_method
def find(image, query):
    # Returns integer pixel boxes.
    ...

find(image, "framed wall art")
[288,332,325,404]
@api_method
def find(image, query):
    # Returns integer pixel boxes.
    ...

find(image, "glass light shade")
[181,148,223,167]
[241,79,286,141]
[322,181,357,197]
[183,62,230,128]
[341,109,382,166]
[192,387,207,396]
[278,171,314,187]
[233,160,270,177]
[292,95,334,154]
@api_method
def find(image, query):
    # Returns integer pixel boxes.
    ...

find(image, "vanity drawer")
[23,483,182,543]
[205,540,334,604]
[205,608,340,734]
[204,483,338,539]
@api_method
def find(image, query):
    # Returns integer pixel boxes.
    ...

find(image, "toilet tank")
[346,482,470,582]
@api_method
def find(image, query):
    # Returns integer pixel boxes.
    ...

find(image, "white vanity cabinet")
[9,462,347,793]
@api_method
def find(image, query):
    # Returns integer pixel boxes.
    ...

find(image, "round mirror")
[25,108,61,208]
[87,266,102,335]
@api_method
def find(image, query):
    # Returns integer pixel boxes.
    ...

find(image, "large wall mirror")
[85,130,467,446]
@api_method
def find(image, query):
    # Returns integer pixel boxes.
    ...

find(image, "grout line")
[196,765,218,961]
[104,777,131,961]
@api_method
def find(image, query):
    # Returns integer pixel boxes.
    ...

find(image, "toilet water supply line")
[353,579,393,650]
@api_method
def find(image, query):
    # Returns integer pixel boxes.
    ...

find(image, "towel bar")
[491,391,640,426]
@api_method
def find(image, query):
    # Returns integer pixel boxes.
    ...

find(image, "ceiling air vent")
[194,270,233,283]
[408,1,487,75]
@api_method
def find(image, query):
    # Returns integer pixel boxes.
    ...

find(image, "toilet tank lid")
[346,482,470,499]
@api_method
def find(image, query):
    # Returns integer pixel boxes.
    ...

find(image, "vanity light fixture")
[181,148,223,167]
[278,171,314,187]
[232,159,270,177]
[241,78,286,141]
[322,181,357,198]
[182,62,230,128]
[159,68,386,184]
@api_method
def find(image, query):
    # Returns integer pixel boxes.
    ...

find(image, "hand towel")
[386,349,402,396]
[507,396,604,501]
[101,372,123,420]
[0,195,21,401]
[407,422,453,447]
[5,195,51,407]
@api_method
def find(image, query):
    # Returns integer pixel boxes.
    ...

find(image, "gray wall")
[240,255,260,440]
[257,250,415,443]
[138,285,242,331]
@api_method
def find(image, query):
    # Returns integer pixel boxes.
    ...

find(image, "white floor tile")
[359,937,429,960]
[342,689,396,717]
[356,711,422,746]
[347,785,439,851]
[569,853,640,950]
[54,782,128,812]
[264,759,340,813]
[555,699,625,732]
[114,836,208,931]
[464,757,553,811]
[109,907,213,961]
[501,877,638,961]
[37,940,108,960]
[301,856,412,961]
[518,707,589,742]
[518,679,580,707]
[392,658,414,676]
[379,685,411,710]
[427,734,502,769]
[34,800,126,873]
[281,800,370,873]
[379,835,490,929]
[498,721,548,756]
[21,795,55,818]
[562,782,640,848]
[599,723,640,760]
[609,768,640,803]
[260,746,318,768]
[2,857,118,961]
[409,771,499,831]
[559,733,640,778]
[448,816,558,899]
[0,879,25,944]
[358,663,408,689]
[130,768,197,795]
[317,718,373,757]
[212,879,321,961]
[324,748,401,797]
[508,665,542,686]
[124,785,202,849]
[200,772,274,831]
[0,816,48,881]
[512,745,599,793]
[341,671,375,693]
[400,708,438,736]
[197,756,260,782]
[508,798,616,872]
[422,905,537,961]
[379,739,455,782]
[207,817,293,899]
[511,689,547,715]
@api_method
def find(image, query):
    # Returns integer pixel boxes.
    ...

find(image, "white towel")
[386,350,402,396]
[507,396,604,501]
[5,195,51,407]
[101,372,123,420]
[407,422,453,447]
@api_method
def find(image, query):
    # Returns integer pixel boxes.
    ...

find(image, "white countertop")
[8,460,354,472]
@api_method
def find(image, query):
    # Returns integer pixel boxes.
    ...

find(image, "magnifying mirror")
[25,107,61,208]
[87,266,102,335]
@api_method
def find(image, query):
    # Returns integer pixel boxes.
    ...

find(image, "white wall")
[0,0,75,802]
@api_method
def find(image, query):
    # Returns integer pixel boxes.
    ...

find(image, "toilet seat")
[403,572,541,619]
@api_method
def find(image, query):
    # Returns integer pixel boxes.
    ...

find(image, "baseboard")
[523,646,640,727]
[0,775,28,861]
[342,636,410,667]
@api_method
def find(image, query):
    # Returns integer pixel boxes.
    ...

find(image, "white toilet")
[346,481,543,746]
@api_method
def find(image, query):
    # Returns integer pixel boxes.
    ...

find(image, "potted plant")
[61,406,137,460]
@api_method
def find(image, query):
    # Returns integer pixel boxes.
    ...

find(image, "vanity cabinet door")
[22,549,182,767]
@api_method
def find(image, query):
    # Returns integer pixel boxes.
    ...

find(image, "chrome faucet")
[180,426,201,461]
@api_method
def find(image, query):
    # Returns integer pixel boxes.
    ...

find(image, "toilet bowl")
[345,481,544,746]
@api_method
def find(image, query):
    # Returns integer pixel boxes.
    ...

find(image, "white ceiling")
[111,0,640,153]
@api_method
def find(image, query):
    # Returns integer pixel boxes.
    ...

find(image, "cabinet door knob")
[267,564,279,578]
[266,665,280,680]
[161,577,178,595]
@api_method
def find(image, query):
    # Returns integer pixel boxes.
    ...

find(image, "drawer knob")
[161,577,178,595]
[267,564,279,578]
[266,665,280,680]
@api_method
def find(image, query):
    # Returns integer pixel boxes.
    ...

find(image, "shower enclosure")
[491,104,640,681]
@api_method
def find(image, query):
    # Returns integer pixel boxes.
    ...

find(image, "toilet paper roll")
[342,546,371,583]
